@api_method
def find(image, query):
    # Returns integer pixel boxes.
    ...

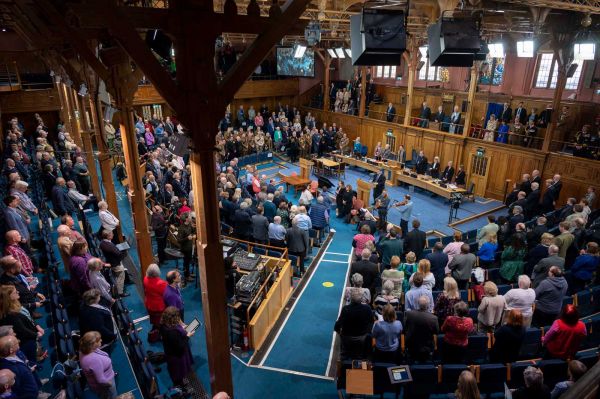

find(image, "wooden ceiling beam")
[101,2,182,112]
[494,0,600,14]
[37,0,110,83]
[219,0,311,102]
[68,3,306,35]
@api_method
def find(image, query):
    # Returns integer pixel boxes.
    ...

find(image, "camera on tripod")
[450,192,463,209]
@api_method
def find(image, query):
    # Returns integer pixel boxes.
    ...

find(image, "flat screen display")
[276,47,315,77]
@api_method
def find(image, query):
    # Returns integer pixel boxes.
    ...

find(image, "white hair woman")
[344,273,371,305]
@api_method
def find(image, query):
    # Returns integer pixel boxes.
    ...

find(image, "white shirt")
[299,189,314,205]
[99,209,119,230]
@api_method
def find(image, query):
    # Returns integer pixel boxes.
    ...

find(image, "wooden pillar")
[323,54,331,112]
[359,66,367,117]
[77,93,101,198]
[542,61,567,153]
[89,92,122,238]
[462,64,479,137]
[403,47,418,126]
[61,83,78,143]
[55,79,69,127]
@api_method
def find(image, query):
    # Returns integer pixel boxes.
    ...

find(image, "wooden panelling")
[0,88,60,113]
[543,154,600,206]
[233,79,299,99]
[132,85,166,105]
[305,107,599,202]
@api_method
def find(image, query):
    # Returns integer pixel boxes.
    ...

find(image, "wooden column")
[462,64,479,137]
[359,66,367,117]
[89,92,122,237]
[55,79,69,127]
[61,83,78,143]
[403,47,418,126]
[323,54,331,112]
[77,93,101,198]
[542,70,567,152]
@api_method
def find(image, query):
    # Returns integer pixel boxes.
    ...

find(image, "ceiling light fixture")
[293,43,307,58]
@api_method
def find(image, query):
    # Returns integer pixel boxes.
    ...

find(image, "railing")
[0,62,20,91]
[563,361,600,399]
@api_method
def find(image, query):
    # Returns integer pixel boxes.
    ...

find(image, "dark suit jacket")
[350,260,379,292]
[429,162,440,179]
[0,357,39,399]
[286,226,309,255]
[405,229,426,259]
[520,180,532,195]
[416,156,428,175]
[441,166,455,181]
[386,106,396,122]
[79,304,117,343]
[51,185,75,215]
[434,112,446,122]
[515,107,527,124]
[405,310,439,355]
[372,172,386,190]
[420,107,431,120]
[455,170,466,185]
[334,303,373,336]
[501,107,513,123]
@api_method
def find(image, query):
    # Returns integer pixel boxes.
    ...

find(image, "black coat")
[350,260,379,292]
[501,107,513,123]
[405,229,427,259]
[334,303,373,336]
[386,106,396,122]
[79,304,117,344]
[441,166,455,182]
[416,156,428,175]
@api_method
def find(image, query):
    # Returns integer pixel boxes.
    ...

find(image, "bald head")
[4,230,20,245]
[57,224,71,237]
[0,336,18,357]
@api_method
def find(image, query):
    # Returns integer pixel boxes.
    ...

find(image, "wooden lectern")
[299,158,312,180]
[357,179,374,206]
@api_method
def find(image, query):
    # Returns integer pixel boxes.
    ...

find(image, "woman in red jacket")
[143,264,168,336]
[441,301,474,364]
[542,304,587,360]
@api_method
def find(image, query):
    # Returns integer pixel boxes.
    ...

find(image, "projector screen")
[276,47,315,77]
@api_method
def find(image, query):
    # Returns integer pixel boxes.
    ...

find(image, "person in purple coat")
[160,307,194,389]
[68,239,92,296]
[79,331,116,399]
[163,271,185,321]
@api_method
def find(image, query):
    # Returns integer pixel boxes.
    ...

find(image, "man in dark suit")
[350,248,379,296]
[514,102,527,125]
[371,169,386,204]
[519,174,532,195]
[51,178,75,217]
[509,191,528,216]
[531,170,542,185]
[0,336,44,399]
[418,102,431,128]
[415,150,428,175]
[286,218,309,274]
[433,105,445,126]
[385,102,396,122]
[501,102,513,123]
[525,182,541,219]
[404,296,439,362]
[426,242,449,291]
[538,106,552,128]
[404,219,427,260]
[441,161,455,182]
[334,289,373,359]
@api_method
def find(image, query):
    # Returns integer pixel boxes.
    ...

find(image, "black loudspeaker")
[168,133,190,157]
[567,63,579,78]
[427,17,484,67]
[417,60,426,71]
[315,174,335,190]
[145,30,172,61]
[351,9,406,66]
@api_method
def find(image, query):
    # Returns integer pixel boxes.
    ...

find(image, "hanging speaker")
[566,63,579,78]
[351,9,406,66]
[417,60,425,71]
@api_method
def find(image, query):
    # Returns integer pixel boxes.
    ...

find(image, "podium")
[357,179,374,206]
[299,158,312,180]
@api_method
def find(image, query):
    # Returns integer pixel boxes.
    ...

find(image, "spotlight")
[78,83,88,96]
[293,43,307,58]
[327,48,337,58]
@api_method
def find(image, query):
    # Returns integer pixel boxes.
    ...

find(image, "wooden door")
[467,153,490,198]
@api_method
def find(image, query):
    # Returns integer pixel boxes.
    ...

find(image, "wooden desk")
[332,154,398,186]
[317,157,340,168]
[396,173,466,199]
[281,174,310,193]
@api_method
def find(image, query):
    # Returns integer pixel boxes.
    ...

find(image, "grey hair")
[518,275,531,289]
[351,273,364,287]
[361,248,372,260]
[350,287,363,304]
[239,201,248,210]
[98,201,108,210]
[0,326,14,338]
[418,295,430,311]
[513,205,523,214]
[86,257,104,271]
[146,263,161,278]
[317,196,324,203]
[382,279,394,295]
[548,244,559,255]
[523,366,544,388]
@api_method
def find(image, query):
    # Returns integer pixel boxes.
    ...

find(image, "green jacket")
[378,237,404,266]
